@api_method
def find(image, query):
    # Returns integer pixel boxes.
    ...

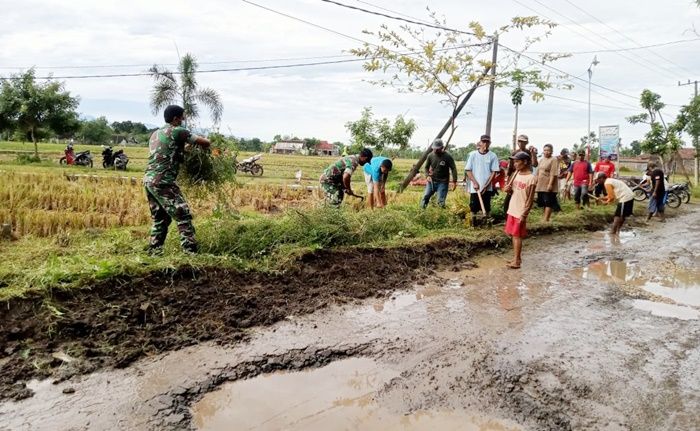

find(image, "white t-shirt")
[604,178,634,203]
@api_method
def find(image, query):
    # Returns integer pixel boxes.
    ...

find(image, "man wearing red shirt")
[565,151,594,209]
[593,155,616,198]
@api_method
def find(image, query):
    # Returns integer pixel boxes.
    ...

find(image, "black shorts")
[615,200,634,218]
[469,190,493,214]
[536,192,561,211]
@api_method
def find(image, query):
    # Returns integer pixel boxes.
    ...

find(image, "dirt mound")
[0,237,490,400]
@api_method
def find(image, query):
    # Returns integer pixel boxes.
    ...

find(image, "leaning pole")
[398,65,492,192]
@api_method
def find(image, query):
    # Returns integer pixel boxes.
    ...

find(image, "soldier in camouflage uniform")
[319,148,372,206]
[144,105,211,253]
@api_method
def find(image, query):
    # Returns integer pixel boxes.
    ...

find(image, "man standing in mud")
[144,105,210,254]
[594,172,634,235]
[319,148,373,206]
[420,139,457,208]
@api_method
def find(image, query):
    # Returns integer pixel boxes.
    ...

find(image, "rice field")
[0,142,430,238]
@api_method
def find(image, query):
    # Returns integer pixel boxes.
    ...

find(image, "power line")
[318,0,479,37]
[523,0,679,79]
[242,0,369,45]
[0,53,357,71]
[502,85,637,111]
[528,37,700,55]
[560,0,696,76]
[0,58,368,80]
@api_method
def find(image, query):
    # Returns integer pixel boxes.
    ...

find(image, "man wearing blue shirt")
[363,156,393,208]
[464,134,501,225]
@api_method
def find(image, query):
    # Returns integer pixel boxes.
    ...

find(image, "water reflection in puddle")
[191,358,523,431]
[631,300,699,320]
[575,259,641,283]
[576,259,700,315]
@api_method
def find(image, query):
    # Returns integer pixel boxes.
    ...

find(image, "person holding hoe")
[593,172,634,235]
[464,134,500,226]
[144,105,211,254]
[503,151,537,269]
[319,148,373,206]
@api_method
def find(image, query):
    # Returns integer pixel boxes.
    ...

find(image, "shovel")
[472,189,491,228]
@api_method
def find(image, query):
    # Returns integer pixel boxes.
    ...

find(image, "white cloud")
[1,0,698,151]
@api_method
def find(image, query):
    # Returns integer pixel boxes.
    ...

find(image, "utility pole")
[587,56,599,161]
[678,79,699,184]
[485,34,498,137]
[399,66,492,192]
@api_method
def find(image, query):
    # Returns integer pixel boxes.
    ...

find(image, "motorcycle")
[102,146,129,170]
[236,154,264,176]
[59,144,93,168]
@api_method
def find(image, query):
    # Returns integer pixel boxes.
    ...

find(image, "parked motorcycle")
[59,144,93,168]
[236,154,264,176]
[102,146,129,170]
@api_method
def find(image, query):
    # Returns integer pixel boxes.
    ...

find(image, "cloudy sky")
[1,0,699,152]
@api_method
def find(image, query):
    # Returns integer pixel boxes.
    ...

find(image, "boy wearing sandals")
[503,151,537,269]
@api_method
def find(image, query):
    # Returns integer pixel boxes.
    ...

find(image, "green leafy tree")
[0,69,79,157]
[619,140,643,157]
[149,53,223,127]
[111,120,148,135]
[80,117,113,145]
[350,13,568,141]
[303,137,321,152]
[345,107,417,151]
[626,89,682,167]
[675,94,700,159]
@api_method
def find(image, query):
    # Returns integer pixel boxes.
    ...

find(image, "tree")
[619,140,643,157]
[675,94,700,182]
[149,53,223,127]
[303,137,321,152]
[0,69,80,157]
[80,117,113,145]
[350,13,566,143]
[345,107,417,151]
[574,132,599,160]
[111,120,148,135]
[626,89,683,168]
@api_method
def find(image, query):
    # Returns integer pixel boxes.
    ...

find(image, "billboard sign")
[599,125,619,161]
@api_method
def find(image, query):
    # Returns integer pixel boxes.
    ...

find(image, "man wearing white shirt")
[594,172,634,235]
[464,134,501,226]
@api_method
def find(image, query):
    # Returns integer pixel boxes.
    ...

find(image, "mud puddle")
[575,258,700,319]
[191,357,523,431]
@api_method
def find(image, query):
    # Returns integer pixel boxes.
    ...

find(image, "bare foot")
[506,262,521,269]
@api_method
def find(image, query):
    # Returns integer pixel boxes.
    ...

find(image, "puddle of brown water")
[576,259,700,310]
[631,300,699,320]
[639,271,700,308]
[191,358,523,431]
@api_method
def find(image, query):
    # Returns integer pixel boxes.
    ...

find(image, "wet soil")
[0,236,497,401]
[2,208,698,431]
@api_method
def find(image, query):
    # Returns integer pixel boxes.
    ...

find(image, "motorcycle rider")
[144,105,210,254]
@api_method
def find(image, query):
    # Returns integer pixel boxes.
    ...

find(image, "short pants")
[364,172,373,193]
[615,200,634,217]
[505,214,527,238]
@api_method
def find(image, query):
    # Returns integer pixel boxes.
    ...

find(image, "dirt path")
[1,208,699,430]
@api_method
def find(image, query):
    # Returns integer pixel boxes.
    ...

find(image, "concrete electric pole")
[678,79,699,184]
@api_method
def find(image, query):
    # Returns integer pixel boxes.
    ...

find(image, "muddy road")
[1,209,699,430]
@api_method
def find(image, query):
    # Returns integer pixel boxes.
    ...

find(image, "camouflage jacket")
[144,124,197,185]
[319,155,359,185]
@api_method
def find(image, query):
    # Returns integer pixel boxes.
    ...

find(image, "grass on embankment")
[0,197,620,302]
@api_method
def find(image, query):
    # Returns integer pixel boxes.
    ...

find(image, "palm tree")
[149,53,223,126]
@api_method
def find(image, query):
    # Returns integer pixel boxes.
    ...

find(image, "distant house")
[314,140,339,156]
[270,139,305,155]
[618,148,696,174]
[112,135,139,146]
